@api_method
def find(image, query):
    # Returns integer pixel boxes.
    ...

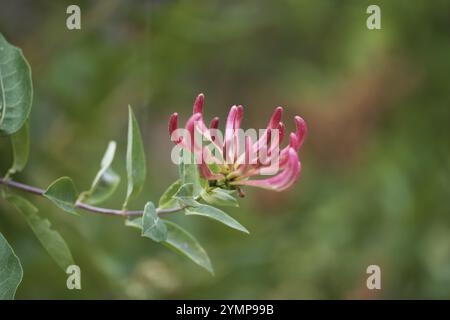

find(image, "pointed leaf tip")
[162,221,214,275]
[123,106,147,208]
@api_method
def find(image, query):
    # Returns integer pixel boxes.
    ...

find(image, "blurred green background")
[1,0,450,299]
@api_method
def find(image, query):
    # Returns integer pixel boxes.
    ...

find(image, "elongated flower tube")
[168,93,307,193]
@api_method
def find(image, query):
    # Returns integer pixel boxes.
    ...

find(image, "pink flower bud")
[168,113,178,136]
[209,117,220,130]
[193,93,204,114]
[267,106,283,129]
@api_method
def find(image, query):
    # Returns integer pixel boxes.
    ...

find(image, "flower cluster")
[168,94,307,193]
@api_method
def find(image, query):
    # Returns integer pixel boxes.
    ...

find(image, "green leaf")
[6,120,29,177]
[125,217,143,229]
[125,215,213,274]
[0,33,33,135]
[44,177,78,215]
[179,150,202,197]
[142,202,167,242]
[162,221,213,275]
[173,183,200,207]
[200,188,239,207]
[81,141,120,205]
[185,204,249,234]
[123,106,146,208]
[85,169,120,205]
[6,195,75,271]
[158,179,182,209]
[0,232,23,300]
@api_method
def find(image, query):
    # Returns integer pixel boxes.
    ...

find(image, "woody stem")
[0,177,184,217]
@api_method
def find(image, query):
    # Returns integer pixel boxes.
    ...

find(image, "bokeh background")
[1,0,449,299]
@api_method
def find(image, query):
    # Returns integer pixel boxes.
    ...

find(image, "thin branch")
[0,177,184,217]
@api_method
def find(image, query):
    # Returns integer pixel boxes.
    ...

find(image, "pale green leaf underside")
[0,33,33,135]
[142,202,167,242]
[0,232,23,300]
[185,204,249,234]
[44,177,78,215]
[123,106,146,208]
[6,195,74,271]
[125,216,213,274]
[82,141,120,205]
[163,221,213,275]
[84,168,120,205]
[125,217,143,229]
[158,179,182,209]
[90,141,116,189]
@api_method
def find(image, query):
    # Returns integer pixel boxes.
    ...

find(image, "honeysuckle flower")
[168,93,307,194]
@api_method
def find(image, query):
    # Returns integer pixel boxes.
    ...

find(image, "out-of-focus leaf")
[162,221,213,275]
[0,232,23,300]
[185,204,249,234]
[142,202,167,242]
[6,195,75,271]
[173,183,200,207]
[6,120,29,177]
[85,169,120,205]
[44,177,78,215]
[0,33,33,135]
[123,106,146,208]
[81,141,120,205]
[158,179,182,209]
[200,188,239,207]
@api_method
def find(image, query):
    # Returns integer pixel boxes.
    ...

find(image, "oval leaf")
[123,106,146,208]
[44,177,78,215]
[158,179,182,209]
[125,216,212,274]
[142,202,167,242]
[6,195,75,271]
[162,221,213,275]
[185,204,249,234]
[0,232,23,300]
[0,33,33,135]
